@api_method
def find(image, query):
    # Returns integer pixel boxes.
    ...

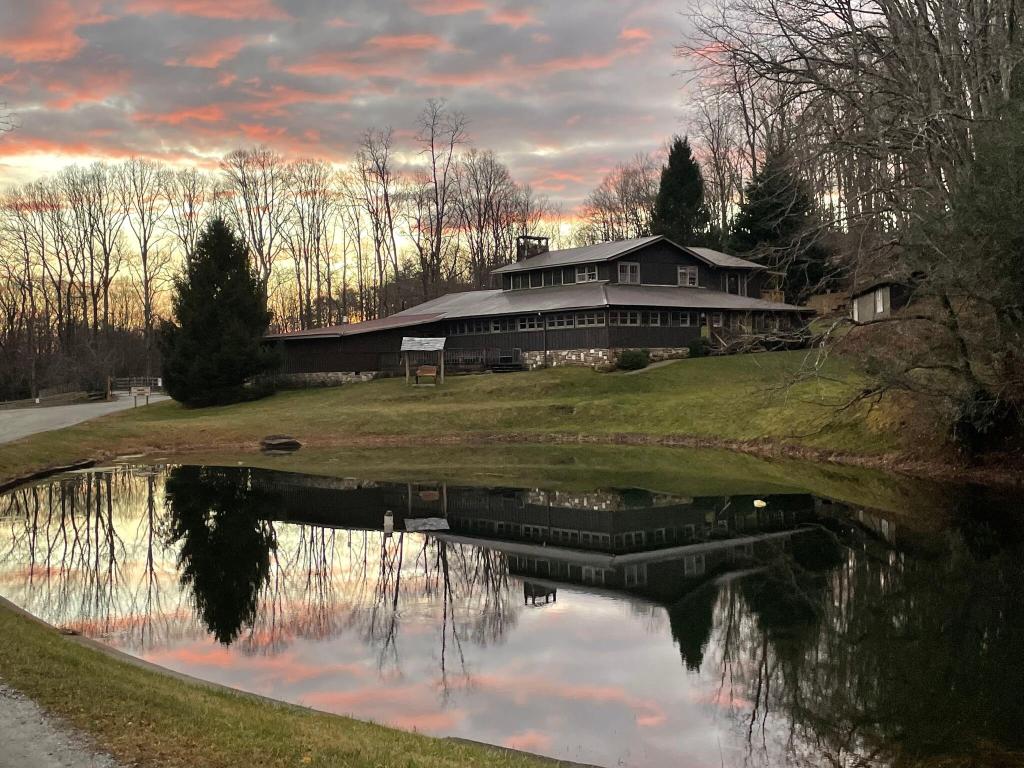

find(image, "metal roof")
[490,235,762,274]
[401,337,446,352]
[685,246,763,270]
[269,283,811,341]
[604,284,810,312]
[265,313,443,340]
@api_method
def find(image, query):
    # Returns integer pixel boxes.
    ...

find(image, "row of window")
[609,310,723,327]
[508,263,704,289]
[449,310,728,334]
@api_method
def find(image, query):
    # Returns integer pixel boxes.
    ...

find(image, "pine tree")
[159,218,277,407]
[730,148,827,303]
[652,136,709,245]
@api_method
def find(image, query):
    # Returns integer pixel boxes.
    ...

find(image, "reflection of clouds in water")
[3,465,1019,768]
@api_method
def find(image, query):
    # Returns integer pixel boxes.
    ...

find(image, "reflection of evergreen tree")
[164,466,279,645]
[666,582,719,672]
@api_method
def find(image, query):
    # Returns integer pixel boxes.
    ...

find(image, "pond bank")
[0,596,555,768]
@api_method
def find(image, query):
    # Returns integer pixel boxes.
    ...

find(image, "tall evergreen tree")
[730,148,827,303]
[159,218,277,407]
[652,136,709,245]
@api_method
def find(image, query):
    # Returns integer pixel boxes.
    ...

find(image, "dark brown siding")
[276,338,346,373]
[447,326,610,352]
[607,325,700,348]
[602,242,712,286]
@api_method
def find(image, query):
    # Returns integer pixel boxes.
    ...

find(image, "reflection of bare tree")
[1,467,527,689]
[703,520,1024,767]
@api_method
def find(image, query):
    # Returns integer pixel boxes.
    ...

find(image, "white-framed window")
[646,311,662,326]
[874,287,885,314]
[711,312,724,328]
[576,265,598,283]
[618,261,640,284]
[517,315,542,331]
[546,313,575,329]
[609,310,641,326]
[575,311,606,327]
[490,319,503,333]
[678,266,699,287]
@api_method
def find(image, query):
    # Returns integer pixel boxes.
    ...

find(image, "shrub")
[616,349,650,371]
[687,337,710,358]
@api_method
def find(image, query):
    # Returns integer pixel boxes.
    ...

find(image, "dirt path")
[0,684,124,768]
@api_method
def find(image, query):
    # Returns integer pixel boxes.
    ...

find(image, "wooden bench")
[414,364,439,386]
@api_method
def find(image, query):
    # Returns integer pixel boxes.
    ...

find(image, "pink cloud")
[489,7,538,29]
[37,66,132,110]
[124,0,290,20]
[620,27,653,42]
[0,1,109,63]
[366,34,453,52]
[135,104,227,124]
[175,36,260,68]
[411,0,486,15]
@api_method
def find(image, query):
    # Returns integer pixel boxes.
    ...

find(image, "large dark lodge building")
[268,235,813,378]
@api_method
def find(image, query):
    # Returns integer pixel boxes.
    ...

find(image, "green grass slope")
[0,351,899,485]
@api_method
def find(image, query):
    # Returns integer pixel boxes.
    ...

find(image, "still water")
[0,463,1021,767]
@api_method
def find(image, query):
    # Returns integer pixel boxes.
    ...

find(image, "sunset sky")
[0,0,691,209]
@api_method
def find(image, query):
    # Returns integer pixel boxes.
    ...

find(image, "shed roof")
[401,337,446,352]
[269,283,811,341]
[490,235,762,274]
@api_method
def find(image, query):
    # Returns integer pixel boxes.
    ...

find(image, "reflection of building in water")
[256,469,819,605]
[258,469,817,554]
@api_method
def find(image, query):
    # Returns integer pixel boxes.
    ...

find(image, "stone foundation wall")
[522,347,690,370]
[261,371,378,389]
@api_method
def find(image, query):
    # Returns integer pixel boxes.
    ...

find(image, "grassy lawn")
[0,602,550,768]
[0,350,905,485]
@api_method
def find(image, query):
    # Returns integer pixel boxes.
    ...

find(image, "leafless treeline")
[682,0,1024,437]
[0,99,560,399]
[576,152,662,245]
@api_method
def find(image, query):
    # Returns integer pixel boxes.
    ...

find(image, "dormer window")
[576,265,598,283]
[678,266,698,287]
[618,262,640,284]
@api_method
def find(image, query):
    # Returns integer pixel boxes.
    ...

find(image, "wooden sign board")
[130,386,151,397]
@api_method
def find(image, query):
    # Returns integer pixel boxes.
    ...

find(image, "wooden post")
[404,352,410,384]
[439,351,445,384]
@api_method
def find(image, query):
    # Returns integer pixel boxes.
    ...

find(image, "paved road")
[0,395,170,445]
[0,684,122,768]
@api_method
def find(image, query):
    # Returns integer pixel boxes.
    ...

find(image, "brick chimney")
[516,235,550,262]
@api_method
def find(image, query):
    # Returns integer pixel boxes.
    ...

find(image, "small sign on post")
[130,386,151,407]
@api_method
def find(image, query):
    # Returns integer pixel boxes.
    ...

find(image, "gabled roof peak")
[491,235,762,274]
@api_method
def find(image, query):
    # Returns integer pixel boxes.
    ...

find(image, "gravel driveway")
[0,684,123,768]
[0,395,169,445]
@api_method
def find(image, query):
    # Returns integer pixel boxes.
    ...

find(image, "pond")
[0,460,1021,767]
